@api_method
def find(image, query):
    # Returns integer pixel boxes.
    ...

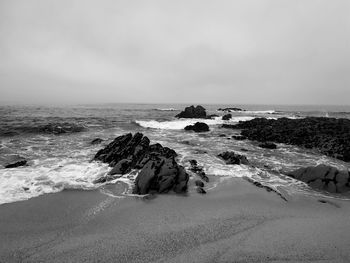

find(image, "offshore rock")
[184,122,210,133]
[226,117,350,162]
[218,151,249,165]
[222,114,232,120]
[176,105,207,119]
[287,164,350,194]
[218,107,244,112]
[93,133,189,195]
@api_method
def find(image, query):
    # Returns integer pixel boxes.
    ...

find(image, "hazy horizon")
[1,0,349,105]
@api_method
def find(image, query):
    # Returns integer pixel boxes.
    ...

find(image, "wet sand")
[1,178,350,263]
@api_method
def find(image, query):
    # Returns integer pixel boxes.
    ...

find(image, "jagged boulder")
[176,105,207,119]
[93,133,189,195]
[218,151,249,165]
[287,164,350,193]
[184,122,210,132]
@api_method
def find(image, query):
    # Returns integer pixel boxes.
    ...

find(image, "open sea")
[1,103,350,204]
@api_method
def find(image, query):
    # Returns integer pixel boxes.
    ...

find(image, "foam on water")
[135,116,256,130]
[0,159,110,204]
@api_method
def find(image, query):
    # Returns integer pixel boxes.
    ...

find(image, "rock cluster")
[93,133,189,195]
[176,105,207,119]
[225,117,350,162]
[218,151,249,165]
[188,160,208,194]
[287,164,350,193]
[184,122,210,132]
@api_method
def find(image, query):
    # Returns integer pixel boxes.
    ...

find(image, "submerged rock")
[196,187,206,194]
[91,138,103,145]
[2,155,27,168]
[176,105,207,119]
[232,135,247,140]
[218,151,249,165]
[259,142,277,149]
[184,122,210,133]
[287,164,350,194]
[39,123,86,134]
[227,117,350,162]
[93,133,189,195]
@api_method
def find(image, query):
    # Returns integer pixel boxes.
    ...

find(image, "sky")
[0,0,349,105]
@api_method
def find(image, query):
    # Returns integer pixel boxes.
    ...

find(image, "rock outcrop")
[93,133,189,195]
[184,122,210,132]
[222,114,232,120]
[287,164,350,193]
[218,151,249,165]
[176,105,207,119]
[224,117,350,162]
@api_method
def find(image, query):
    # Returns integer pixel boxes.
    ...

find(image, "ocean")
[1,103,350,205]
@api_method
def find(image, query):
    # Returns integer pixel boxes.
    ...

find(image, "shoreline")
[1,178,350,262]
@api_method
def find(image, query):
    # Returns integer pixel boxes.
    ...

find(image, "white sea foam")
[0,159,110,205]
[244,110,276,114]
[135,116,256,130]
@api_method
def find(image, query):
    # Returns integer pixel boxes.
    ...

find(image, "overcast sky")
[0,0,349,105]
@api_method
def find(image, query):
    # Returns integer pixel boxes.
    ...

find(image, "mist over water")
[1,103,350,204]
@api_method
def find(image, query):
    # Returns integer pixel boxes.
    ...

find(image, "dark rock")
[195,180,205,187]
[206,114,219,119]
[259,142,277,149]
[219,134,226,137]
[184,122,209,133]
[232,135,247,140]
[176,105,207,119]
[226,117,350,162]
[218,107,244,112]
[196,187,206,194]
[2,155,27,168]
[218,151,249,165]
[222,114,232,120]
[188,160,209,182]
[287,164,350,194]
[243,177,288,201]
[93,133,188,195]
[91,138,103,145]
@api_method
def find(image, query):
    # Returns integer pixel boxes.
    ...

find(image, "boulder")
[222,114,232,120]
[93,133,188,195]
[176,105,207,119]
[259,142,277,149]
[218,151,249,165]
[184,122,209,133]
[287,164,350,194]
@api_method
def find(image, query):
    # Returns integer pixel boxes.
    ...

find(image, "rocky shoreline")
[223,117,350,162]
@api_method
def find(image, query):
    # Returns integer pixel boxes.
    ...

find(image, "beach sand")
[1,178,350,263]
